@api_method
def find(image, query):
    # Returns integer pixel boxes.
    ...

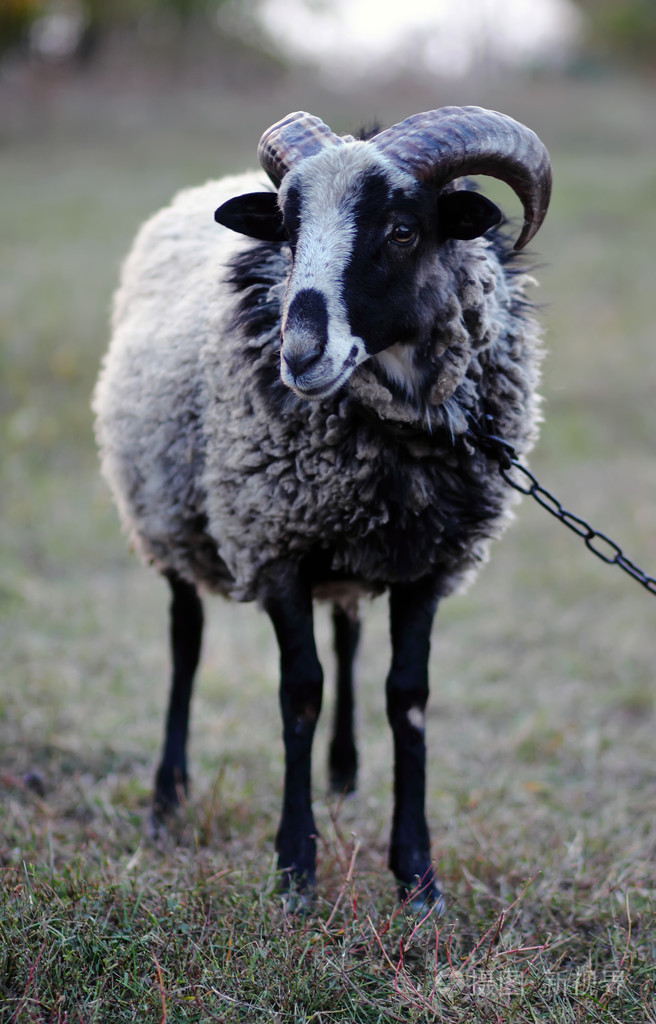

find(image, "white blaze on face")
[277,144,388,399]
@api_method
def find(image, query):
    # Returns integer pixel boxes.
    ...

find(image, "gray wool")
[93,170,543,603]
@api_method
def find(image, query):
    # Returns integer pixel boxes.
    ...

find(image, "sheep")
[93,106,551,912]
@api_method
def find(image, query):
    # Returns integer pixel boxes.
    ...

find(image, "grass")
[1,63,656,1022]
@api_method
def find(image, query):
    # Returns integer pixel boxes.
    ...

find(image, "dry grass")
[1,63,655,1022]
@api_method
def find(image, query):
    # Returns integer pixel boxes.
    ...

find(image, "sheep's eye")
[389,223,417,247]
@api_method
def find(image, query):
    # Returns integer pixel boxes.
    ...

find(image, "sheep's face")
[215,144,502,401]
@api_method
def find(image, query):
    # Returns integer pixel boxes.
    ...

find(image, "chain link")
[469,419,656,597]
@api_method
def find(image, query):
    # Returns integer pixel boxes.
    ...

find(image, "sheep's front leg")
[153,572,204,825]
[328,602,360,794]
[262,569,323,892]
[386,577,443,911]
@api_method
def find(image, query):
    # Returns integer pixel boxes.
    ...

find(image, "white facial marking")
[407,706,426,732]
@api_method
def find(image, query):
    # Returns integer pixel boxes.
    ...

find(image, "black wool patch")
[286,289,328,346]
[226,241,295,416]
[282,183,302,249]
[341,172,436,357]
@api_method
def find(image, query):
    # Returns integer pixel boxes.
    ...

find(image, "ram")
[93,106,551,912]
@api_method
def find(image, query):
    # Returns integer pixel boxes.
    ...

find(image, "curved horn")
[371,106,552,250]
[258,111,345,188]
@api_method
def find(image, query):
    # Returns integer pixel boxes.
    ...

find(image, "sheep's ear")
[437,191,502,241]
[214,192,287,242]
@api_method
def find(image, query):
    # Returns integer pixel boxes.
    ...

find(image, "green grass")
[1,67,656,1022]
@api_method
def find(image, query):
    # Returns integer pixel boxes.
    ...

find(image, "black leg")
[261,566,323,891]
[328,602,360,794]
[386,576,442,910]
[153,571,204,821]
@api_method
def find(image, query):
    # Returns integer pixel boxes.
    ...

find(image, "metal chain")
[469,418,656,597]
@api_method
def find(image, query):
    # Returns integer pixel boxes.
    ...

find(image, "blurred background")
[1,0,655,79]
[1,0,655,921]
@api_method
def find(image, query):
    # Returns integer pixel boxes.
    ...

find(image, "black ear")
[437,191,503,241]
[214,191,287,242]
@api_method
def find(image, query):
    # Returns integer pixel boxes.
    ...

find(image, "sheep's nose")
[283,343,323,378]
[282,288,328,377]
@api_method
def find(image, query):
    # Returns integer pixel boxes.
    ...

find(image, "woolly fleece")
[93,171,543,602]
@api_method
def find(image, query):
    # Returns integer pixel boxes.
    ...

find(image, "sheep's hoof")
[328,766,358,796]
[23,771,47,797]
[277,867,316,916]
[281,886,315,917]
[398,878,446,920]
[154,766,187,807]
[150,768,188,838]
[149,808,165,840]
[328,744,358,795]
